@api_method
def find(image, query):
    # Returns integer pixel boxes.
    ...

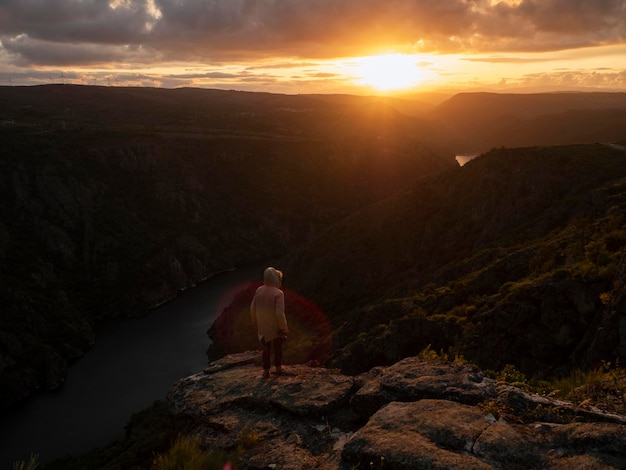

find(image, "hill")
[430,92,626,153]
[0,85,445,148]
[209,143,626,381]
[0,85,454,407]
[279,143,626,378]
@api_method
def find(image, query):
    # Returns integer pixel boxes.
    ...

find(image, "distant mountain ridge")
[435,92,626,119]
[4,85,624,155]
[430,91,626,153]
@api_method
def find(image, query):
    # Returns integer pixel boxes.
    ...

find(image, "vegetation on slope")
[279,144,626,378]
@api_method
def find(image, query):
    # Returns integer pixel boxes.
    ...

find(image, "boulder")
[351,357,497,419]
[342,400,494,469]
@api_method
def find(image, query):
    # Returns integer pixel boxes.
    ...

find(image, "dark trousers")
[260,337,283,370]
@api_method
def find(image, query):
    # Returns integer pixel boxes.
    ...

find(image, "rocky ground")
[167,352,626,469]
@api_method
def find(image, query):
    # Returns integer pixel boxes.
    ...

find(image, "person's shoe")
[262,370,270,378]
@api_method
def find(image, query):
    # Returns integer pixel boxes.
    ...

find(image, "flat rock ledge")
[167,352,626,469]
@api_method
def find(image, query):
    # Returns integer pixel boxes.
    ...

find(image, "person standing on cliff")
[251,266,289,378]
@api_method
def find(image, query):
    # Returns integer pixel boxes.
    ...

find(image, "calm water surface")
[455,154,479,166]
[0,264,265,467]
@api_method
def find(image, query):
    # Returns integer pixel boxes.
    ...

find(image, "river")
[455,154,479,166]
[0,264,265,468]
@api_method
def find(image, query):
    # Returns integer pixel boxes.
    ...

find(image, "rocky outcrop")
[167,353,626,469]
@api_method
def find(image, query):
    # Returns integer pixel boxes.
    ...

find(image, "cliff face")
[167,352,626,469]
[0,86,455,407]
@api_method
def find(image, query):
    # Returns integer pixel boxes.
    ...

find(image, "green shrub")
[418,344,447,361]
[153,429,261,470]
[152,435,210,470]
[485,364,528,386]
[447,304,471,319]
[12,454,38,470]
[550,361,625,406]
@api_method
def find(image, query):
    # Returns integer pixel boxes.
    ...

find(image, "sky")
[1,0,625,96]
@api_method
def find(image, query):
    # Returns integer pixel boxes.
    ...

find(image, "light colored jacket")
[251,267,288,343]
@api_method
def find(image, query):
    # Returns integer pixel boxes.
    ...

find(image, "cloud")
[2,34,157,66]
[1,0,625,93]
[518,0,625,35]
[0,0,159,44]
[516,68,626,89]
[168,71,240,80]
[463,55,560,64]
[245,61,322,70]
[1,0,625,70]
[308,72,340,78]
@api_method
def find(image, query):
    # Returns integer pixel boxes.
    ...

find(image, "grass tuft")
[12,455,38,470]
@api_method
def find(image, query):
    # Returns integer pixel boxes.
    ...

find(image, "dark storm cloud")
[145,0,626,57]
[2,34,154,66]
[147,0,476,58]
[1,0,625,67]
[0,0,157,44]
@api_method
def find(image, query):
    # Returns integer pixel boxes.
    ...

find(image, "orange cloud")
[2,0,625,66]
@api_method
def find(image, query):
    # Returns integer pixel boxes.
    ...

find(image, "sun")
[351,53,425,92]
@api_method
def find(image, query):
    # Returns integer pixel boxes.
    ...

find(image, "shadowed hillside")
[271,143,626,378]
[0,85,454,407]
[208,143,626,379]
[430,92,626,153]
